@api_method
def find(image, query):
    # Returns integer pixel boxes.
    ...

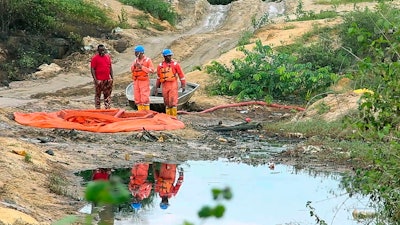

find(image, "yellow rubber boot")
[143,105,150,111]
[171,107,178,117]
[137,105,143,111]
[165,107,170,115]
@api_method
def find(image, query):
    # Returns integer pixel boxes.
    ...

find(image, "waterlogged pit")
[78,160,371,225]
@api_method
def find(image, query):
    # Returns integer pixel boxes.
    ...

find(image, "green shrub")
[297,35,353,74]
[338,4,400,224]
[0,0,116,81]
[0,0,115,36]
[295,10,338,21]
[237,30,253,46]
[118,8,130,29]
[292,0,338,22]
[339,4,399,62]
[205,40,338,103]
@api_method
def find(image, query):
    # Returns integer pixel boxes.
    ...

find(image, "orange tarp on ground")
[14,109,185,133]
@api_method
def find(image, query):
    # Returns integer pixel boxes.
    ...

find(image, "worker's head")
[162,49,173,56]
[134,45,145,57]
[131,202,142,210]
[159,202,169,210]
[97,44,106,56]
[162,49,173,62]
[160,196,169,210]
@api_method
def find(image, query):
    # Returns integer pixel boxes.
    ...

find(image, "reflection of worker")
[91,168,114,224]
[154,49,186,117]
[129,163,152,210]
[153,163,184,210]
[90,44,114,109]
[131,45,155,111]
[92,168,111,181]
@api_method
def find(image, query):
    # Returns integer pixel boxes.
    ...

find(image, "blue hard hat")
[160,202,169,210]
[134,45,145,53]
[162,49,173,56]
[131,202,142,210]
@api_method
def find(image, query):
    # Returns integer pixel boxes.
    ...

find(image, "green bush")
[0,0,116,81]
[339,4,399,62]
[339,3,400,133]
[0,0,115,36]
[338,4,400,224]
[1,36,53,81]
[356,60,400,133]
[292,0,338,22]
[297,33,353,74]
[206,40,338,103]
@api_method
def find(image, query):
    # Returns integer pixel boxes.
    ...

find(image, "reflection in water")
[126,162,185,213]
[153,163,184,210]
[90,168,115,225]
[92,168,111,181]
[129,163,152,211]
[80,162,185,224]
[79,160,369,225]
[98,204,115,225]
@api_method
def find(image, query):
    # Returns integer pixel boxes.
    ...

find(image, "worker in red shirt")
[154,49,186,117]
[153,163,184,210]
[129,163,152,210]
[90,44,114,109]
[131,45,155,111]
[92,168,111,181]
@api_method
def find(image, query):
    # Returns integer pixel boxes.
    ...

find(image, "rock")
[33,63,62,79]
[45,149,54,156]
[113,39,129,53]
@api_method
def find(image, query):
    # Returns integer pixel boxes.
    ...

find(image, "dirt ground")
[0,0,378,223]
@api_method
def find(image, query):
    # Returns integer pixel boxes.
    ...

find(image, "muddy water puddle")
[78,159,371,225]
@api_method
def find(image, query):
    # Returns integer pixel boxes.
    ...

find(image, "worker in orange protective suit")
[128,163,152,210]
[154,49,186,117]
[131,45,155,111]
[153,162,184,210]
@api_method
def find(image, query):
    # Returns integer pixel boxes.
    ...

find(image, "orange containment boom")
[14,109,185,133]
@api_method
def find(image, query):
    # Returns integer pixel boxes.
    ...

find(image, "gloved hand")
[181,86,186,93]
[178,167,184,176]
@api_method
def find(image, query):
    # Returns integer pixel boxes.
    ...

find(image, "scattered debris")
[268,162,275,170]
[208,121,262,132]
[287,132,304,139]
[45,149,54,156]
[12,149,26,156]
[352,209,376,220]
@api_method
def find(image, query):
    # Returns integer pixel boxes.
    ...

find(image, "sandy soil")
[0,0,378,223]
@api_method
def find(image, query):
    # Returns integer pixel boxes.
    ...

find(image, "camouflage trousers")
[94,79,113,109]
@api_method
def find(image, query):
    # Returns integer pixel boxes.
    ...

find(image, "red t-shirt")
[92,170,110,180]
[91,54,112,80]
